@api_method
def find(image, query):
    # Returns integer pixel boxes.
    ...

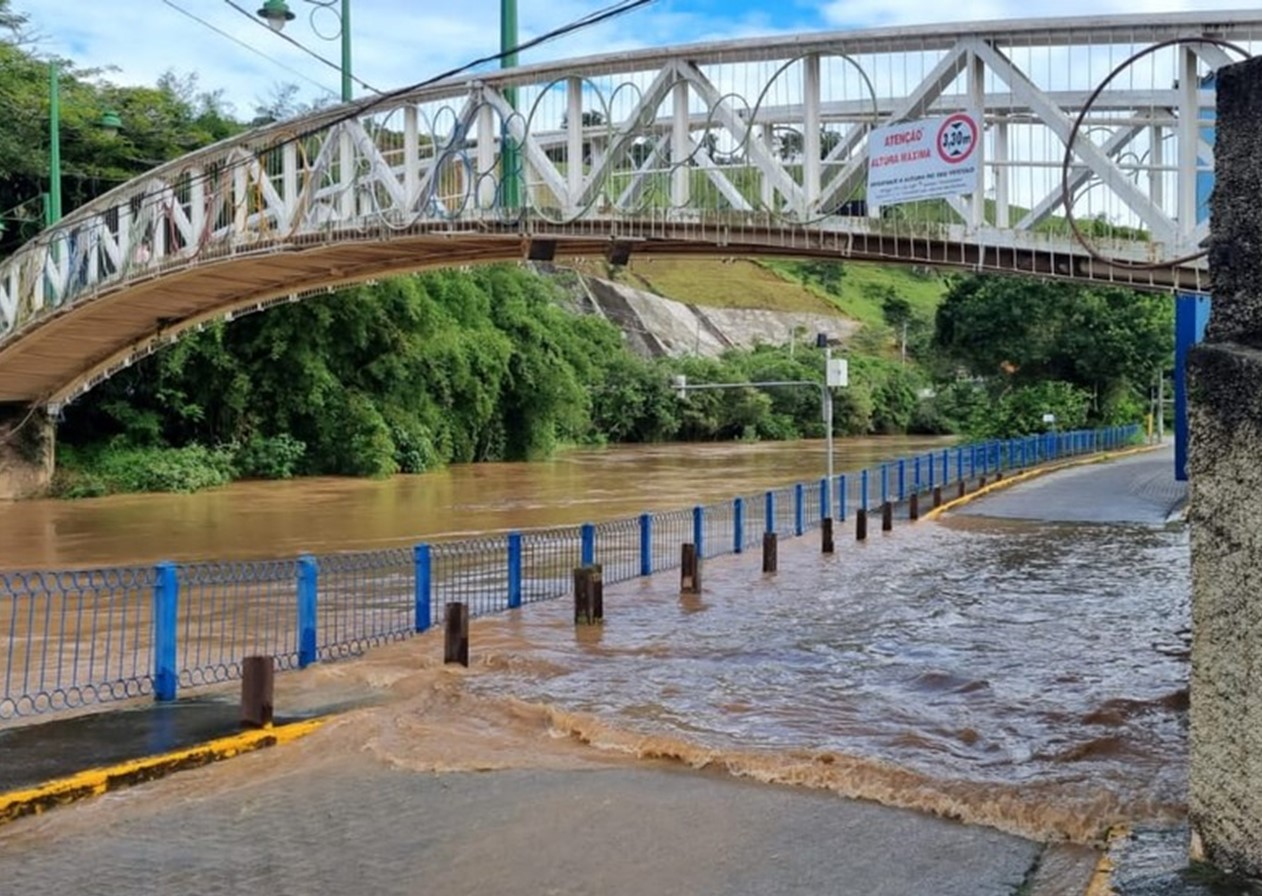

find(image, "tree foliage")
[931,274,1171,436]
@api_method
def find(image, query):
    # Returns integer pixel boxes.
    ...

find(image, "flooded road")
[0,443,1190,846]
[0,436,949,569]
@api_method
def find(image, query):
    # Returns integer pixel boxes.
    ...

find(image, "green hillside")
[565,257,949,328]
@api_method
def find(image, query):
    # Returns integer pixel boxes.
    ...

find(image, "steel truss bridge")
[0,10,1258,409]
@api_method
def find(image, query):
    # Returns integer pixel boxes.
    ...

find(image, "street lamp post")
[43,63,122,229]
[500,0,521,208]
[47,62,61,227]
[257,0,353,103]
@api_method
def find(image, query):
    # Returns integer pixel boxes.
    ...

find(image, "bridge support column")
[0,404,53,500]
[1188,56,1262,881]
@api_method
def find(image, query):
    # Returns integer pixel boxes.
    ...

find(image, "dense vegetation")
[0,1,1166,496]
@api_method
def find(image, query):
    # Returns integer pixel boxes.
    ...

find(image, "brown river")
[0,437,1189,845]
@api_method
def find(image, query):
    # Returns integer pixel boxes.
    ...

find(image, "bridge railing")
[0,425,1141,721]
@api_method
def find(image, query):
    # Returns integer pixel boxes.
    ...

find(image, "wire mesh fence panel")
[773,485,796,536]
[737,491,766,551]
[0,566,155,719]
[520,527,582,605]
[431,537,510,620]
[700,500,734,560]
[803,481,823,529]
[318,549,414,660]
[176,559,299,687]
[594,518,638,585]
[647,508,690,574]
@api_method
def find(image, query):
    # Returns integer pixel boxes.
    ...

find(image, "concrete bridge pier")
[0,403,54,500]
[1189,55,1262,880]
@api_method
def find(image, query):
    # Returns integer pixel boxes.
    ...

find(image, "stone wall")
[1188,54,1262,879]
[0,407,53,500]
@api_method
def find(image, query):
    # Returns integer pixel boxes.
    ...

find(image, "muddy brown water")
[0,437,1190,844]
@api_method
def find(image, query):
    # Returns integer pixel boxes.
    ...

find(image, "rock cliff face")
[565,274,858,358]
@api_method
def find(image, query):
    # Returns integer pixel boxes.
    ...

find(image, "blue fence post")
[639,514,652,575]
[693,506,705,557]
[914,455,922,492]
[152,561,179,703]
[819,477,830,522]
[939,449,948,484]
[581,523,596,568]
[928,453,935,490]
[860,469,869,511]
[507,532,523,609]
[414,544,432,632]
[955,448,963,482]
[297,553,318,668]
[765,491,775,534]
[897,459,906,501]
[880,464,889,505]
[794,484,805,536]
[734,498,745,554]
[838,474,847,521]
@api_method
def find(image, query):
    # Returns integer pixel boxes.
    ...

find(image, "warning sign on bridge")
[866,109,982,207]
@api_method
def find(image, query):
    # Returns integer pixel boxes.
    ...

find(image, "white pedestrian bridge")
[0,10,1257,409]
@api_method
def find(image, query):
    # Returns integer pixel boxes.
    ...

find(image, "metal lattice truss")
[1,10,1260,405]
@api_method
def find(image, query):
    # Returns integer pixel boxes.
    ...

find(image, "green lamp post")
[45,63,124,228]
[257,0,353,104]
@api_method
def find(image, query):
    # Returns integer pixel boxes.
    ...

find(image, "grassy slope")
[566,257,949,326]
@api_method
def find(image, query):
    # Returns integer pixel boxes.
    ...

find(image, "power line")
[221,0,381,95]
[161,0,338,98]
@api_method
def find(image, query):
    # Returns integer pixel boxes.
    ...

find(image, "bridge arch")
[0,10,1257,409]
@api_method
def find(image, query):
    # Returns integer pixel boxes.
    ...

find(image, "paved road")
[0,757,1040,896]
[958,446,1185,525]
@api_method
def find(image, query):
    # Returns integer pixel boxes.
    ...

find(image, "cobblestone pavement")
[0,756,1041,896]
[958,446,1185,525]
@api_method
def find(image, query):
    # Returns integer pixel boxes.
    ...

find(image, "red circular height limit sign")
[936,113,978,164]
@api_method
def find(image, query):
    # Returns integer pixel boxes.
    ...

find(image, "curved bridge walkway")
[0,12,1259,409]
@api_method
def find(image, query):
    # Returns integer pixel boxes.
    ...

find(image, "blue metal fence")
[0,425,1141,721]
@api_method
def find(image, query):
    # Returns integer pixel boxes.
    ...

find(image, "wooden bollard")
[909,493,919,521]
[444,601,469,666]
[995,471,1003,482]
[574,565,603,624]
[762,532,778,572]
[856,508,868,541]
[979,475,988,488]
[680,543,701,594]
[881,501,893,532]
[958,480,966,499]
[932,486,942,508]
[240,655,274,729]
[821,518,835,554]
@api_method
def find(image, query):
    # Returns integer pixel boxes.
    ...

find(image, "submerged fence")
[0,426,1140,720]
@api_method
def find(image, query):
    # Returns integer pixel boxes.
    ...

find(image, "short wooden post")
[881,501,893,532]
[240,655,274,729]
[909,492,919,521]
[574,566,603,624]
[932,486,942,508]
[856,507,868,541]
[762,532,778,572]
[979,475,987,488]
[821,517,834,554]
[680,543,700,594]
[444,602,469,666]
[994,471,1003,481]
[957,480,966,499]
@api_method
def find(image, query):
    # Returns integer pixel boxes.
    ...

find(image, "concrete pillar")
[1188,55,1262,880]
[0,404,54,500]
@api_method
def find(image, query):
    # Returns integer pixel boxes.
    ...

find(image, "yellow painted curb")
[922,444,1163,522]
[0,717,325,825]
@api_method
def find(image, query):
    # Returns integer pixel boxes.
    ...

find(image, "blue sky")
[16,0,1262,117]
